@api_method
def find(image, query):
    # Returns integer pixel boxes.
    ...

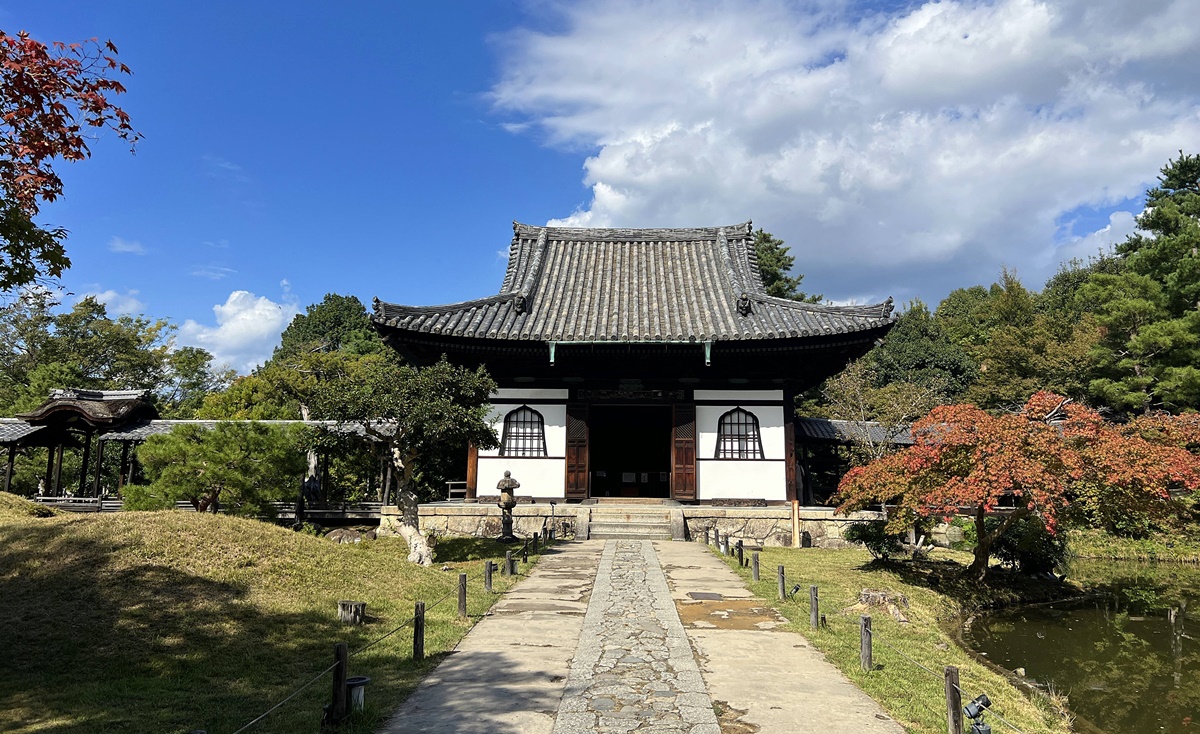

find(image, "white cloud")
[178,290,301,373]
[1051,210,1140,266]
[492,0,1200,303]
[192,265,237,280]
[81,289,146,316]
[107,236,145,255]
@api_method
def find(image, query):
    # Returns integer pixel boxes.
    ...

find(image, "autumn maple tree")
[835,392,1200,579]
[1,29,140,290]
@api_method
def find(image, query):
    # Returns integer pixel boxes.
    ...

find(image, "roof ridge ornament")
[737,292,753,316]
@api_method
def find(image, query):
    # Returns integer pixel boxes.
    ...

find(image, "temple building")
[372,221,895,505]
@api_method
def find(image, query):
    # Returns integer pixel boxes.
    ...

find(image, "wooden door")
[565,404,589,499]
[671,403,696,501]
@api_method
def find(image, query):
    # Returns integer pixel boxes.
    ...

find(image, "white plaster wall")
[693,389,783,402]
[477,457,565,498]
[697,461,787,501]
[696,404,785,459]
[478,403,566,458]
[493,388,569,400]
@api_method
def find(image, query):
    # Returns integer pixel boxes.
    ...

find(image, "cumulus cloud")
[82,289,146,316]
[178,290,300,373]
[491,0,1200,303]
[107,236,145,255]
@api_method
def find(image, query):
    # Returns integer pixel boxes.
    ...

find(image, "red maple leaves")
[835,391,1200,536]
[1,29,141,216]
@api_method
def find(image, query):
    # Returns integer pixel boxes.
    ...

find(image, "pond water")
[964,560,1200,734]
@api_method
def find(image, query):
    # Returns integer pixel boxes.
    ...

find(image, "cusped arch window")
[715,408,764,459]
[500,405,548,457]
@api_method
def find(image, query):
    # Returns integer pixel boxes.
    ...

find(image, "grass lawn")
[1067,527,1200,564]
[711,544,1074,734]
[0,492,534,734]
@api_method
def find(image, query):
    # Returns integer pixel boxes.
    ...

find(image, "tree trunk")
[390,446,433,566]
[965,505,1032,581]
[300,404,319,482]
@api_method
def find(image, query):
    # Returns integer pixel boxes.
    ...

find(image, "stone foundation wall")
[397,502,884,550]
[681,508,885,548]
[384,503,577,540]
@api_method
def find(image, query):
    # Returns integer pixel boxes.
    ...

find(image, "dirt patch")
[675,599,790,630]
[713,699,761,733]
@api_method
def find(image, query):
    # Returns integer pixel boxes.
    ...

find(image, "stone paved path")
[552,541,720,734]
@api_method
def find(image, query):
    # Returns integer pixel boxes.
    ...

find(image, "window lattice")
[501,406,548,457]
[715,408,764,459]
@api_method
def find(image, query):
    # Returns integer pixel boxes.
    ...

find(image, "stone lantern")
[496,470,520,543]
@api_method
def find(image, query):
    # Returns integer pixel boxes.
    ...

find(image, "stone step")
[590,497,675,505]
[587,510,673,523]
[588,528,674,540]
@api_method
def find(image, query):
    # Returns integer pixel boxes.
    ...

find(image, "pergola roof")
[17,388,158,429]
[796,417,913,446]
[374,222,895,343]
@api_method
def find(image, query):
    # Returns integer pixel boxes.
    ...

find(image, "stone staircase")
[584,499,677,540]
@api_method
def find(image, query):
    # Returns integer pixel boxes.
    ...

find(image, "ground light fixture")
[963,693,991,734]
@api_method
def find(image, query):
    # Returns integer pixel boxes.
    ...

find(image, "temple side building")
[372,221,895,505]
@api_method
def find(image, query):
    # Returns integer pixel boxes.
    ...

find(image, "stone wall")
[384,503,577,540]
[396,502,884,550]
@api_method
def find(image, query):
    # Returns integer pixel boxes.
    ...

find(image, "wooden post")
[713,528,720,549]
[330,642,348,724]
[810,586,820,629]
[484,560,494,592]
[4,444,14,494]
[509,552,519,576]
[78,433,92,495]
[44,446,54,495]
[533,532,539,554]
[337,600,366,624]
[413,602,426,661]
[465,443,479,503]
[777,565,786,600]
[458,573,468,619]
[503,551,513,576]
[52,443,64,496]
[944,666,963,734]
[736,540,744,567]
[704,527,710,545]
[860,615,872,671]
[382,461,393,506]
[117,441,130,490]
[92,438,106,496]
[752,552,760,582]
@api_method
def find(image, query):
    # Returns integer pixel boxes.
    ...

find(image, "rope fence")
[708,535,1028,734]
[217,530,552,734]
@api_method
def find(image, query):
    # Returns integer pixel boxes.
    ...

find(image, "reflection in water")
[965,560,1199,734]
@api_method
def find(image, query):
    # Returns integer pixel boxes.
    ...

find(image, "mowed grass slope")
[716,546,1073,734]
[0,492,526,734]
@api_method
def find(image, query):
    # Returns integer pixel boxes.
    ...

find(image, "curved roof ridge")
[515,221,753,242]
[750,294,896,319]
[373,293,516,318]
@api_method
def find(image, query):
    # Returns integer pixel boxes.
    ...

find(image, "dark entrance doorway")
[589,405,672,498]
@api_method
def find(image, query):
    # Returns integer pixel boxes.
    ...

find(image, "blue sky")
[4,1,1198,371]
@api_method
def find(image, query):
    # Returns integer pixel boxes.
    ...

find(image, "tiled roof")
[0,419,44,444]
[796,417,913,445]
[98,420,397,441]
[17,388,158,426]
[374,222,895,342]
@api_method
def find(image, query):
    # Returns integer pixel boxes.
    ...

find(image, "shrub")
[844,520,904,560]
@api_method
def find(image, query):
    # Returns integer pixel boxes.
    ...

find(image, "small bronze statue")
[496,470,520,543]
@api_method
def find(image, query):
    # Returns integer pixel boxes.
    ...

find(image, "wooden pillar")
[320,451,330,502]
[465,443,479,503]
[52,443,64,496]
[4,444,15,493]
[382,460,393,506]
[783,390,798,502]
[117,441,130,489]
[78,433,92,495]
[44,445,55,494]
[92,438,106,496]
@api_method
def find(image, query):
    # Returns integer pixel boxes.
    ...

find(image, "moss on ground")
[1067,528,1200,564]
[0,492,533,734]
[714,545,1074,734]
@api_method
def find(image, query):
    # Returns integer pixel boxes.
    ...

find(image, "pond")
[964,560,1200,734]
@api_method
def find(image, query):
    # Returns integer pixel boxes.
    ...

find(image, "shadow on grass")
[435,535,555,563]
[0,517,502,734]
[857,556,1071,611]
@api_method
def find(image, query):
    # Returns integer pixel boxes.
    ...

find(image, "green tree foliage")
[869,300,977,398]
[0,291,230,417]
[309,353,497,564]
[272,293,382,361]
[1082,152,1200,413]
[126,422,305,514]
[752,228,822,302]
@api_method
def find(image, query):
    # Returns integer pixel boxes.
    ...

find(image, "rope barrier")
[225,537,546,734]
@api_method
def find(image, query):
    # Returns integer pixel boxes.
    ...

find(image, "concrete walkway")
[381,540,902,733]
